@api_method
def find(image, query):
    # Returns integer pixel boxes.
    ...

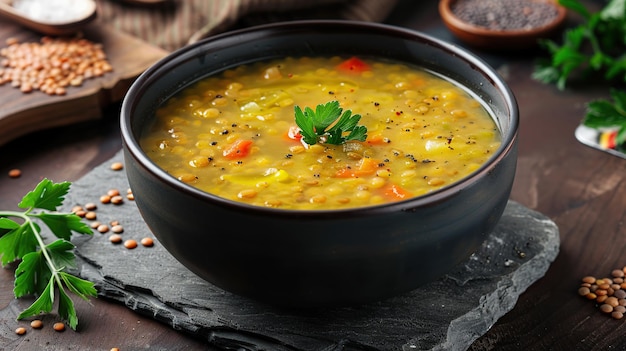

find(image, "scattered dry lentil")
[97,224,110,233]
[579,265,626,319]
[0,36,113,96]
[53,322,65,332]
[107,189,120,197]
[85,211,97,220]
[90,221,101,229]
[109,234,123,244]
[111,195,124,205]
[141,237,154,247]
[110,162,124,171]
[111,224,124,234]
[124,239,138,249]
[84,202,97,211]
[100,194,111,204]
[15,327,27,335]
[30,319,43,329]
[8,168,21,178]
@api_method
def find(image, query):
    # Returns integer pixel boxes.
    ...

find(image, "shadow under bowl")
[120,20,519,307]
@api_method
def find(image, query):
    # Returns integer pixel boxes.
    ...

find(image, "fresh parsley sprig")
[0,179,96,330]
[533,0,626,90]
[294,101,367,146]
[533,0,626,151]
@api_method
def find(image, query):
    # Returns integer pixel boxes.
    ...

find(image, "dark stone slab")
[63,150,559,351]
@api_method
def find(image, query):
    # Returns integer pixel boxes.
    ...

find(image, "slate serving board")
[61,150,559,351]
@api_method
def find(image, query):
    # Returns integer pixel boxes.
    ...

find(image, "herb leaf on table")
[0,179,96,330]
[532,0,626,151]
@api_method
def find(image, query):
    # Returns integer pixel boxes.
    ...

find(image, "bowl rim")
[120,19,519,216]
[438,0,567,38]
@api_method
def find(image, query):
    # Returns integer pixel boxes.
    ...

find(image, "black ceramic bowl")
[120,20,519,307]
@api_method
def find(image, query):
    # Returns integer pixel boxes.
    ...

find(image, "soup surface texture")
[140,56,501,210]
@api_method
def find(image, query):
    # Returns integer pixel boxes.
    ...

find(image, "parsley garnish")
[0,179,96,330]
[294,101,367,146]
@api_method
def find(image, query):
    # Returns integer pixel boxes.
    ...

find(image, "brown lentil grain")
[111,225,124,234]
[612,311,624,319]
[110,162,124,171]
[75,210,86,218]
[613,269,625,278]
[53,322,65,332]
[141,237,154,247]
[597,295,608,303]
[107,189,120,197]
[8,168,21,178]
[109,234,123,244]
[111,195,124,205]
[85,211,97,220]
[30,319,43,329]
[578,287,590,296]
[582,276,596,284]
[600,304,614,313]
[0,37,113,96]
[84,202,97,211]
[15,327,27,335]
[97,224,110,233]
[90,221,101,229]
[124,239,138,249]
[100,195,111,204]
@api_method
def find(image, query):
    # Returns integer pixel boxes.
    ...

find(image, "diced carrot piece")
[334,158,380,178]
[223,139,253,159]
[356,157,379,174]
[336,57,370,73]
[285,125,303,141]
[381,183,412,202]
[366,134,386,145]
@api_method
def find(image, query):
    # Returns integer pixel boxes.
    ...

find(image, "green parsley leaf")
[294,101,367,146]
[533,0,626,151]
[0,178,96,330]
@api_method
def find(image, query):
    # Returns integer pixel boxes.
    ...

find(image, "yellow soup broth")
[140,56,501,210]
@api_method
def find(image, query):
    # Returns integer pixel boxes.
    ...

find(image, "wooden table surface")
[2,1,624,350]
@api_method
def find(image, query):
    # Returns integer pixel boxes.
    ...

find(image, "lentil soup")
[139,56,501,210]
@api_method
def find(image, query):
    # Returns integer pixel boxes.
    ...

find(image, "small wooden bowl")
[439,0,567,51]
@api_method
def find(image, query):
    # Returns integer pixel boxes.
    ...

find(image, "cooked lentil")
[140,56,500,210]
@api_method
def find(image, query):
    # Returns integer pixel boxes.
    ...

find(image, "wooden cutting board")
[0,17,169,146]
